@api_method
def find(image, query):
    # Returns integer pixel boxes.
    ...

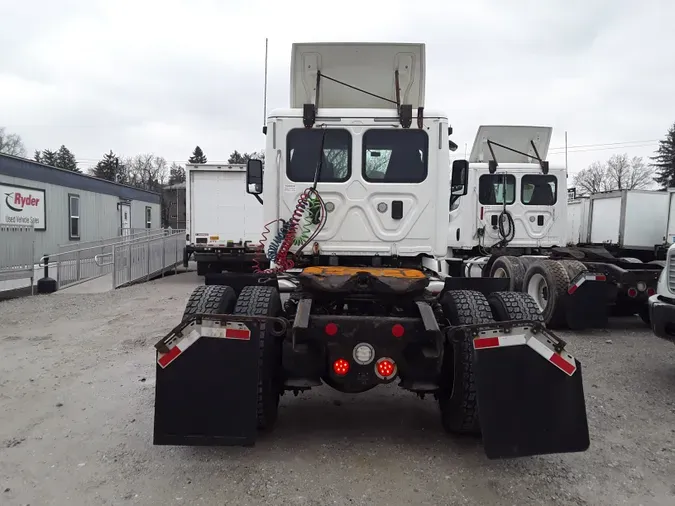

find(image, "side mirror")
[246,158,263,195]
[449,140,459,152]
[451,159,468,196]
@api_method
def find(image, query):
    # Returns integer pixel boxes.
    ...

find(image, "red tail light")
[627,288,638,298]
[595,274,606,281]
[647,287,656,296]
[325,323,338,336]
[391,324,405,338]
[374,357,397,380]
[333,358,350,376]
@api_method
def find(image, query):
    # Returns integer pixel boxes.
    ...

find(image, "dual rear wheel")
[437,289,544,435]
[182,284,283,431]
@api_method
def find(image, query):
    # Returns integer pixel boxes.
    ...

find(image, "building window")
[362,129,429,183]
[521,175,558,205]
[68,194,80,240]
[478,174,516,205]
[145,206,152,228]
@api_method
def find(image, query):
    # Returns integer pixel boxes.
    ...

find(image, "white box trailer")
[568,190,669,252]
[185,163,266,275]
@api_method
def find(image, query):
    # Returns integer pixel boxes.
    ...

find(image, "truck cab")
[448,125,566,253]
[247,42,450,268]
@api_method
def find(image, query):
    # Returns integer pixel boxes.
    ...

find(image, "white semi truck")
[153,41,591,460]
[184,163,267,275]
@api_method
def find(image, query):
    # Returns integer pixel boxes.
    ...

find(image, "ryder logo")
[4,192,41,212]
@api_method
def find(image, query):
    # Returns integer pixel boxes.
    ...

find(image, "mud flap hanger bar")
[449,320,568,354]
[154,314,288,354]
[303,70,423,129]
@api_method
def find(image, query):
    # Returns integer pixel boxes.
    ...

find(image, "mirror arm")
[254,194,263,205]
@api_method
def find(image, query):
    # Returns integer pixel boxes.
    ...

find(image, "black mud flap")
[459,321,590,459]
[153,315,279,446]
[565,272,611,330]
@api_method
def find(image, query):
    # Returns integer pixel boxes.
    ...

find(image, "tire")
[489,256,525,292]
[522,260,570,328]
[438,290,495,435]
[487,291,545,324]
[232,285,283,431]
[182,285,237,321]
[557,259,588,284]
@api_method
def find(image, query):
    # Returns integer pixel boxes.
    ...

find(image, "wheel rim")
[527,273,549,312]
[493,267,507,278]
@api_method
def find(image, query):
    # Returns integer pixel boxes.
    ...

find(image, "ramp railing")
[57,228,166,254]
[111,229,186,288]
[39,229,180,290]
[0,224,36,293]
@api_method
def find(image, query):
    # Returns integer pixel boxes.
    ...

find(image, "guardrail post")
[112,245,117,289]
[128,244,132,283]
[162,236,166,277]
[146,240,150,281]
[75,249,81,281]
[37,254,58,294]
[175,236,178,274]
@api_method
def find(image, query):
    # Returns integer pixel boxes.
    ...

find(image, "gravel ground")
[1,270,674,506]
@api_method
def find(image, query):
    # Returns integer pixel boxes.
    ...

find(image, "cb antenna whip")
[262,38,269,133]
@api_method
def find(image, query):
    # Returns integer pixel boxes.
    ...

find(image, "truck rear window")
[286,128,351,182]
[479,174,516,205]
[362,129,428,183]
[521,175,557,205]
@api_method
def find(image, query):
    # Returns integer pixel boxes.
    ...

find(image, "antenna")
[565,130,568,178]
[262,38,269,134]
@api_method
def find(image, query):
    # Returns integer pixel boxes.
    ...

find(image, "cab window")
[521,175,557,205]
[478,174,516,205]
[362,129,428,183]
[286,128,351,182]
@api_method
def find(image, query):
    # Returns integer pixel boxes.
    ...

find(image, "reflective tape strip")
[157,329,200,368]
[527,336,577,376]
[473,334,527,349]
[201,322,251,340]
[568,273,607,295]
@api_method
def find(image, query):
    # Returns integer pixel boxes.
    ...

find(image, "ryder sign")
[0,184,46,230]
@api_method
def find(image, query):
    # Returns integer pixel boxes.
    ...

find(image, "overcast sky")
[1,0,673,176]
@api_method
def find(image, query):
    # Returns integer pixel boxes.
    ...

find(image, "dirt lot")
[1,270,674,506]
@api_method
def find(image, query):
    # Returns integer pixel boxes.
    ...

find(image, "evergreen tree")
[168,162,186,185]
[41,149,58,166]
[188,145,207,164]
[55,145,80,172]
[92,150,123,182]
[652,122,675,188]
[34,150,42,163]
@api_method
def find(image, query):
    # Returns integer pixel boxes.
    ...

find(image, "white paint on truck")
[186,164,263,247]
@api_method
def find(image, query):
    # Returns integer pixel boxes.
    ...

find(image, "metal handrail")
[40,229,185,267]
[57,228,167,251]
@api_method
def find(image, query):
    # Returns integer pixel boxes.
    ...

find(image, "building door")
[120,203,131,237]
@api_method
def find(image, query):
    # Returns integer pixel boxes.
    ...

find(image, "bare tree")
[605,154,653,190]
[574,154,655,195]
[574,161,609,194]
[124,154,168,191]
[0,127,26,157]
